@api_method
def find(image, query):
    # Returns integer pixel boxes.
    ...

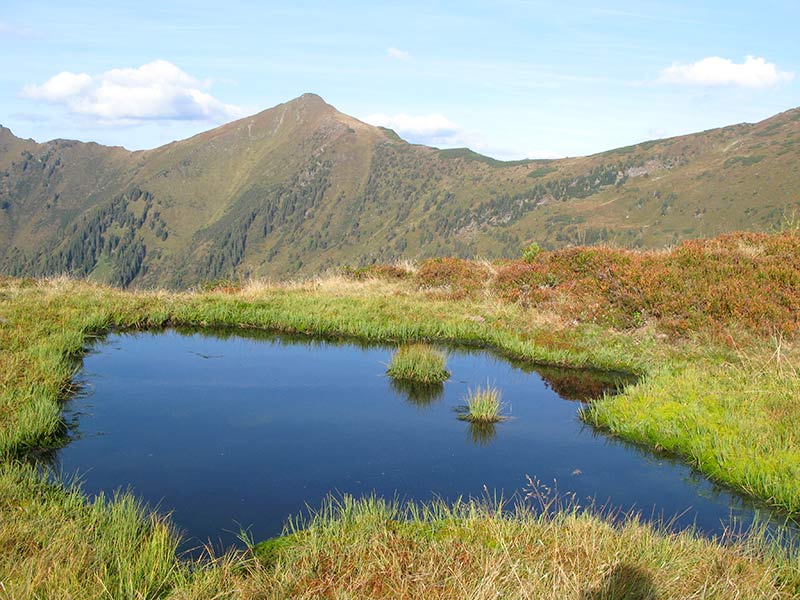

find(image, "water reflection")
[389,378,445,407]
[466,421,497,446]
[535,366,635,402]
[539,368,633,401]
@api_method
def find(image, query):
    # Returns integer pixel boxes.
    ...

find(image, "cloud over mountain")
[362,111,499,154]
[21,60,243,124]
[364,112,459,137]
[658,56,794,88]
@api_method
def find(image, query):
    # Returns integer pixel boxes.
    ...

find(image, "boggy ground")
[1,231,799,598]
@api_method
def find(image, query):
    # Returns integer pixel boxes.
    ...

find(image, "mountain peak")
[5,99,799,289]
[285,92,334,114]
[296,92,326,103]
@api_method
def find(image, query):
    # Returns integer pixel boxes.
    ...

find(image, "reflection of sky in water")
[56,329,796,552]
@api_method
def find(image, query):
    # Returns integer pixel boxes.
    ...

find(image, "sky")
[1,0,798,160]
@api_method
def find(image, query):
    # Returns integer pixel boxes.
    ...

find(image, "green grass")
[387,344,450,383]
[584,359,800,514]
[458,384,505,423]
[0,462,183,599]
[1,271,799,596]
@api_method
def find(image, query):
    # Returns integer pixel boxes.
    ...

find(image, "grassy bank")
[3,461,796,599]
[1,231,799,596]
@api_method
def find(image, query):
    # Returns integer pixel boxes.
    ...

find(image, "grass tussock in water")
[387,344,450,383]
[458,384,505,423]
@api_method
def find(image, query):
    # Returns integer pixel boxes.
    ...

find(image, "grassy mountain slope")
[1,94,799,287]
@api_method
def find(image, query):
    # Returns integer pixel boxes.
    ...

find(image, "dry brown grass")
[238,496,797,600]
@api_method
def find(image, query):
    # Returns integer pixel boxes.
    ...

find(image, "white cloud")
[25,71,94,101]
[365,112,517,157]
[387,47,410,60]
[21,60,244,124]
[658,56,794,88]
[364,112,461,138]
[363,112,563,161]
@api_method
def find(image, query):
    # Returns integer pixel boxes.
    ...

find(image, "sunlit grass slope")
[3,464,796,598]
[2,97,800,287]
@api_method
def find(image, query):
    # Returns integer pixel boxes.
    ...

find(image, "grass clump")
[458,384,505,423]
[387,344,450,384]
[0,462,184,600]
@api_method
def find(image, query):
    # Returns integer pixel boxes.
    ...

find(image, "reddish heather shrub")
[493,232,800,338]
[493,262,557,304]
[415,258,490,298]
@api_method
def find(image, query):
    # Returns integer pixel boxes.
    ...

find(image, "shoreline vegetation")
[1,230,799,597]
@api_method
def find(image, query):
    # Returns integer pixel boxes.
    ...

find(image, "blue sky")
[1,0,798,159]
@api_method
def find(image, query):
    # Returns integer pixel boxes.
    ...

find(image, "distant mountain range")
[1,93,799,288]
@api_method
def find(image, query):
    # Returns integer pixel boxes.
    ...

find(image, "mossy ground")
[1,233,799,597]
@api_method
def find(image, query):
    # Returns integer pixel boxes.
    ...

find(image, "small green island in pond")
[458,384,506,423]
[387,344,450,383]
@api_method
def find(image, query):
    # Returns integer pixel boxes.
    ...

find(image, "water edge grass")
[3,460,797,599]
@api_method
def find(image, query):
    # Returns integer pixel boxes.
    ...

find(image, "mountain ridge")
[1,94,799,288]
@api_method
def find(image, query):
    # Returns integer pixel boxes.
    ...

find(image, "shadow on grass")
[580,564,658,600]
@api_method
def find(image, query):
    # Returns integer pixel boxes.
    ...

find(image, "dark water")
[55,329,791,551]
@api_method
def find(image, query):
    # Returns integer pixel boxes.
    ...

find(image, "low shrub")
[521,242,542,262]
[196,278,244,293]
[494,232,800,337]
[415,258,489,298]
